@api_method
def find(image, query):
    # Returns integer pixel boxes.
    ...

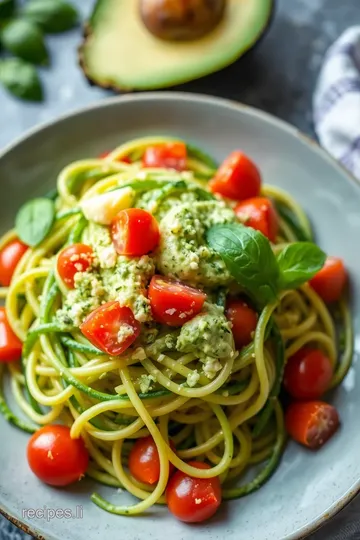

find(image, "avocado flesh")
[80,0,274,91]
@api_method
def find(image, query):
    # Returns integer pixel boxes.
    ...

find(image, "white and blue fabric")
[314,27,360,179]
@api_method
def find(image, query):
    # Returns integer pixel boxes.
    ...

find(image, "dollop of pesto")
[156,201,235,287]
[176,303,235,359]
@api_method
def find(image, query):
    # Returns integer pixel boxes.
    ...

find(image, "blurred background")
[1,1,360,539]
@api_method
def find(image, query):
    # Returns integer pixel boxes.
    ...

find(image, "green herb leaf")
[206,223,280,307]
[0,58,42,101]
[276,242,326,290]
[1,19,48,64]
[0,0,15,20]
[22,0,78,33]
[15,198,55,246]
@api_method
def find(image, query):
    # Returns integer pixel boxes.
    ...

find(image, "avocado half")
[79,0,274,92]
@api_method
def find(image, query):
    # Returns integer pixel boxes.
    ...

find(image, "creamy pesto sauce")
[156,200,235,287]
[58,188,237,369]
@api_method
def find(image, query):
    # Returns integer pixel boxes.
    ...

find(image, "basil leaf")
[277,242,326,290]
[0,0,15,19]
[207,223,279,307]
[0,58,42,101]
[22,0,78,33]
[1,19,48,64]
[15,198,55,246]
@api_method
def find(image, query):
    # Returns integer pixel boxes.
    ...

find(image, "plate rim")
[1,91,359,540]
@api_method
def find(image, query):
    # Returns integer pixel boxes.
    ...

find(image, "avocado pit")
[139,0,226,41]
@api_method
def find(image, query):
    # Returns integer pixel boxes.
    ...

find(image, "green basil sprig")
[15,198,55,247]
[276,242,326,290]
[0,58,42,101]
[206,223,325,307]
[22,0,78,33]
[1,19,48,64]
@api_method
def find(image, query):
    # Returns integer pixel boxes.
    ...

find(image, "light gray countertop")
[1,1,360,539]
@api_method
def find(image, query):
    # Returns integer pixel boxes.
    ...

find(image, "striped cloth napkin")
[314,26,360,179]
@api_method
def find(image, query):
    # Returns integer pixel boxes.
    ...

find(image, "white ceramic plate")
[0,93,359,540]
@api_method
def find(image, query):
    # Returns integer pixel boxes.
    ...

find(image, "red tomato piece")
[0,307,22,363]
[142,142,187,171]
[0,239,28,286]
[80,301,140,356]
[129,436,176,485]
[111,208,160,256]
[166,461,222,523]
[284,347,333,400]
[209,151,261,201]
[27,425,89,486]
[98,151,131,163]
[57,243,94,289]
[285,401,339,449]
[309,256,347,303]
[225,298,258,349]
[148,275,206,327]
[235,197,279,242]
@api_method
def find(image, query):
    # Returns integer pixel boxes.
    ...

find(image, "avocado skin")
[79,0,275,93]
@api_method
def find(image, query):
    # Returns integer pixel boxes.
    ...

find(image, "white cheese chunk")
[80,187,134,225]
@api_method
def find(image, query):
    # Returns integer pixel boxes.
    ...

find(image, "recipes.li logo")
[22,505,83,522]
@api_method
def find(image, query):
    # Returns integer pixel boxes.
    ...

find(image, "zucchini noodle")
[0,136,353,519]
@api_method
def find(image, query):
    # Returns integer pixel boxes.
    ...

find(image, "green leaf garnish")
[1,19,48,65]
[22,0,78,33]
[276,242,326,290]
[206,223,280,307]
[0,58,42,101]
[15,198,55,246]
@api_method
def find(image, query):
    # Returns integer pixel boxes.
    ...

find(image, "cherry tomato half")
[235,197,279,242]
[57,243,94,289]
[0,307,22,363]
[285,401,339,449]
[111,208,160,257]
[209,151,261,201]
[80,301,140,356]
[0,239,28,286]
[225,299,258,349]
[148,275,206,327]
[98,151,131,163]
[166,461,222,523]
[284,347,333,400]
[27,425,89,486]
[309,257,347,303]
[129,436,176,485]
[142,142,187,171]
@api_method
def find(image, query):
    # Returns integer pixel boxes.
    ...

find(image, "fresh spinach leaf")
[0,58,42,101]
[206,223,280,307]
[1,19,48,64]
[15,198,55,246]
[22,0,78,33]
[276,242,326,290]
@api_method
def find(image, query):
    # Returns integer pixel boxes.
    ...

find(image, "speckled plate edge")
[0,91,360,540]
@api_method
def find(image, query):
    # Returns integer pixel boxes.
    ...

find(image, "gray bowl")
[0,93,359,540]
